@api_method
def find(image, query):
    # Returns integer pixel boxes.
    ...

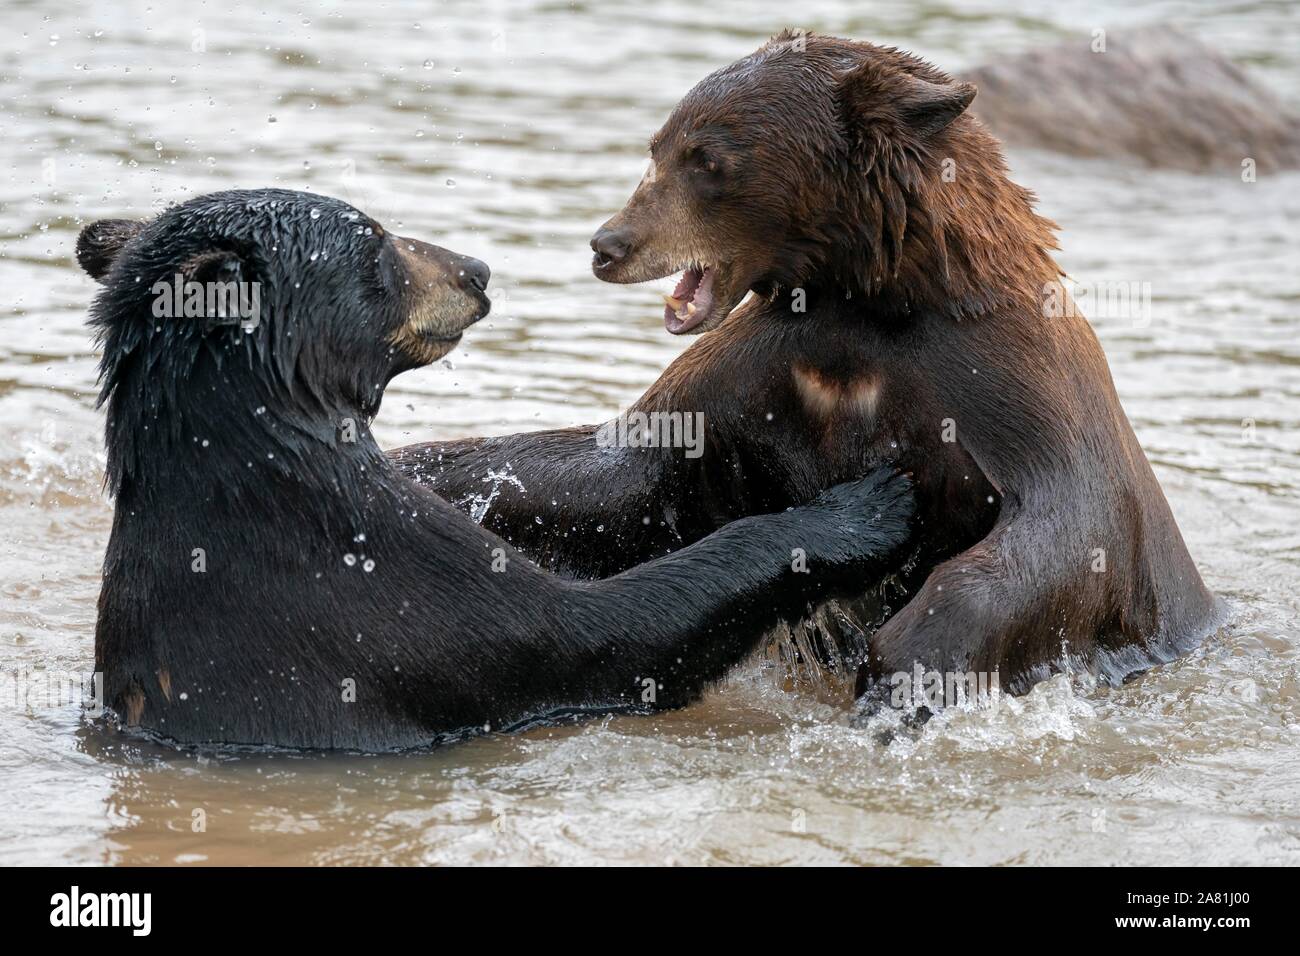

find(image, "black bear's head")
[589,33,1057,332]
[80,189,490,493]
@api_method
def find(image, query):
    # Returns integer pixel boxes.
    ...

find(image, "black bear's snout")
[458,256,491,293]
[396,236,490,300]
[590,227,631,269]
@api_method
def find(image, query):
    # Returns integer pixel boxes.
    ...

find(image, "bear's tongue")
[663,267,715,334]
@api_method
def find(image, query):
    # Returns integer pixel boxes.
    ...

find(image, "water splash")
[457,465,526,525]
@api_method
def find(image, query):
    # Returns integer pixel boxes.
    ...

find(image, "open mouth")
[662,266,716,334]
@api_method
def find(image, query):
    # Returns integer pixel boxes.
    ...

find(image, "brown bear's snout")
[590,226,632,270]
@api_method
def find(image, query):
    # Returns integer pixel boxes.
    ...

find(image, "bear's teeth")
[663,294,684,311]
[686,302,698,316]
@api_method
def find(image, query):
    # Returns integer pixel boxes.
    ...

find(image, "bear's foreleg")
[392,425,713,578]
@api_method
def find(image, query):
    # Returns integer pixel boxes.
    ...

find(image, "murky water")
[2,0,1298,865]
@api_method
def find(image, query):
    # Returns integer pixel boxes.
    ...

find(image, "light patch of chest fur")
[792,363,881,422]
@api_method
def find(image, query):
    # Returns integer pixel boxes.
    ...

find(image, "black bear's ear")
[178,250,254,332]
[839,61,976,139]
[76,218,145,281]
[179,249,246,286]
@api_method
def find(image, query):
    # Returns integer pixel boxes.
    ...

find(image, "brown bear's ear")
[896,76,976,137]
[76,218,145,282]
[840,61,976,139]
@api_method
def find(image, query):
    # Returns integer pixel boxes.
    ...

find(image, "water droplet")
[309,207,321,220]
[343,553,357,566]
[363,559,375,572]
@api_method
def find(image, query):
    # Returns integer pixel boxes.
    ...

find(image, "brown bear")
[81,188,914,750]
[393,33,1222,710]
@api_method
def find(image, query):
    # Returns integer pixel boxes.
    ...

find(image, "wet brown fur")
[394,34,1221,705]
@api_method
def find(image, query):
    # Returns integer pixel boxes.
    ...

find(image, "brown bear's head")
[590,33,1056,334]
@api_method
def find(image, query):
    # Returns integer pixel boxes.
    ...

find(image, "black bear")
[80,188,913,750]
[394,34,1222,710]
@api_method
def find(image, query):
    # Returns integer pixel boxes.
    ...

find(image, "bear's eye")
[690,151,720,176]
